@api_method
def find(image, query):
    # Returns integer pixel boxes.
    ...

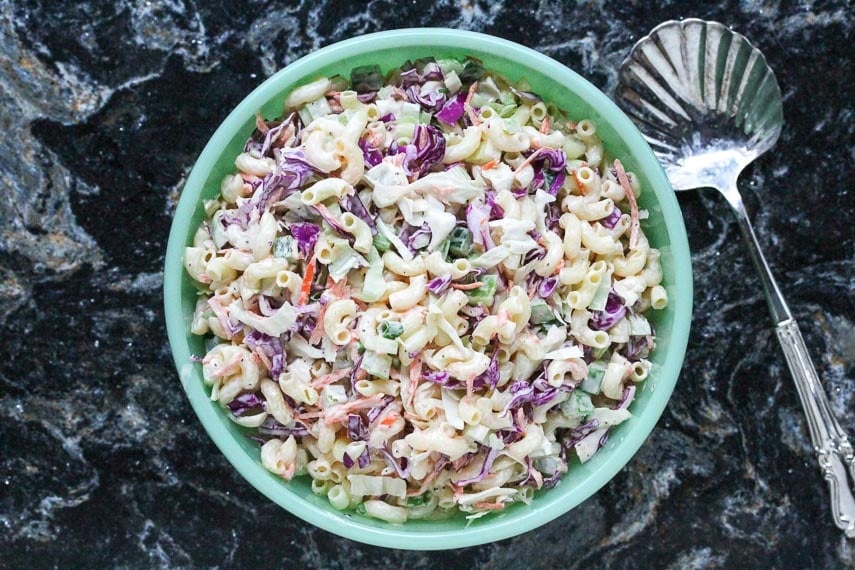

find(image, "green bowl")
[164,28,692,550]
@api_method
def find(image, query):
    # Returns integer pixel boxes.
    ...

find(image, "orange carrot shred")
[297,254,317,306]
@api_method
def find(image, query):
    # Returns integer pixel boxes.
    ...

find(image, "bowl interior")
[164,28,692,550]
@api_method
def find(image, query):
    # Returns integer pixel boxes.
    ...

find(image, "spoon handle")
[728,194,855,537]
[777,319,855,537]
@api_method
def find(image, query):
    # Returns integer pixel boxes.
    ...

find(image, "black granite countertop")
[1,1,852,568]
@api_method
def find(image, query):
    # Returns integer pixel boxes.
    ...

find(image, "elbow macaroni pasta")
[184,56,667,523]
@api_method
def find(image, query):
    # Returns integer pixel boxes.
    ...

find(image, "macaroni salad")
[184,57,667,522]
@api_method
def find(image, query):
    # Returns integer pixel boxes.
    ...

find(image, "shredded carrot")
[206,297,235,339]
[464,81,481,126]
[309,302,327,345]
[473,502,506,511]
[513,146,546,175]
[481,159,498,170]
[252,347,272,371]
[449,281,484,291]
[324,394,386,424]
[297,253,317,306]
[380,414,399,427]
[311,367,353,390]
[613,158,640,249]
[539,116,550,134]
[407,353,422,409]
[573,167,589,196]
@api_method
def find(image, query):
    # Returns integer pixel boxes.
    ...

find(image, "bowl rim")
[164,27,693,550]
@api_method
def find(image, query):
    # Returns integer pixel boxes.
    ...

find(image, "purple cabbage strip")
[380,449,410,478]
[590,291,627,331]
[616,384,637,410]
[484,188,505,219]
[244,330,285,377]
[405,223,432,251]
[406,85,446,113]
[542,461,567,489]
[472,349,500,390]
[254,149,317,211]
[547,169,566,196]
[379,112,396,122]
[347,413,368,442]
[342,192,377,232]
[312,205,352,240]
[435,92,466,125]
[427,274,452,295]
[600,206,623,229]
[563,418,600,448]
[456,446,500,486]
[290,222,321,259]
[624,335,650,362]
[538,276,559,298]
[358,138,384,168]
[350,354,365,396]
[226,392,265,417]
[366,395,395,423]
[342,452,355,469]
[466,201,495,249]
[409,124,446,177]
[357,447,371,468]
[257,417,309,438]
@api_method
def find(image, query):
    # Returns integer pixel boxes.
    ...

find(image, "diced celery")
[561,390,594,417]
[360,351,393,380]
[588,277,612,311]
[305,96,332,121]
[322,385,348,408]
[580,362,607,395]
[466,274,498,306]
[629,315,652,336]
[360,248,386,303]
[530,299,557,324]
[399,102,421,124]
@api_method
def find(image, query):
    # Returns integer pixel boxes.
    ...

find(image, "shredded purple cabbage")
[538,276,559,298]
[590,291,627,330]
[226,392,265,417]
[257,417,309,438]
[427,274,452,295]
[563,419,600,448]
[380,449,410,478]
[358,138,384,168]
[244,330,285,377]
[408,124,446,177]
[366,395,395,423]
[472,349,500,390]
[342,193,377,233]
[600,206,623,229]
[406,84,447,112]
[466,201,495,249]
[290,222,321,259]
[435,92,466,125]
[312,204,352,240]
[347,413,368,441]
[484,188,505,219]
[456,446,500,486]
[616,384,637,410]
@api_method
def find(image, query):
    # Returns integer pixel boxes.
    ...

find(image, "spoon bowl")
[615,19,783,193]
[614,19,855,538]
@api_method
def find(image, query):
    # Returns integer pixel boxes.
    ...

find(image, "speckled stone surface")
[1,1,852,568]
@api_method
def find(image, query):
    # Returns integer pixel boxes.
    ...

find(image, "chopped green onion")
[372,232,392,254]
[448,227,472,258]
[466,274,498,306]
[379,321,404,340]
[407,494,427,507]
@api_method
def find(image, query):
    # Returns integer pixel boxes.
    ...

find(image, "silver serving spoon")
[614,18,855,537]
